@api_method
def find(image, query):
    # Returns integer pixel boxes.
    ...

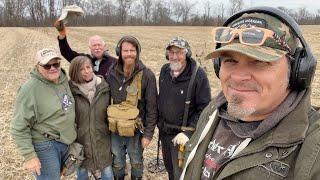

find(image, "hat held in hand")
[58,4,84,24]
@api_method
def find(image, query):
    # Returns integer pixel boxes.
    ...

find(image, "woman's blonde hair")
[69,56,93,84]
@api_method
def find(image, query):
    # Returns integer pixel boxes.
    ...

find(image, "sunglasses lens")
[42,62,60,70]
[242,29,265,45]
[215,28,233,43]
[53,63,60,69]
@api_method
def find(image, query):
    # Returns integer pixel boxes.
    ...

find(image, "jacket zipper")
[118,78,126,91]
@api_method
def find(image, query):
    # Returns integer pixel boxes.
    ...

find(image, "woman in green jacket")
[69,56,113,180]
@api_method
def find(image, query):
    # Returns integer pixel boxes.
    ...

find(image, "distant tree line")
[0,0,320,27]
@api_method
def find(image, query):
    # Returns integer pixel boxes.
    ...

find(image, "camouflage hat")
[206,12,299,62]
[166,37,191,51]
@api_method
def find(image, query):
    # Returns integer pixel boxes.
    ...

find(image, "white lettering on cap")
[231,17,267,29]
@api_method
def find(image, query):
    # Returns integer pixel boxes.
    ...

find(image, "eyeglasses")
[168,50,186,57]
[212,27,292,54]
[39,62,61,70]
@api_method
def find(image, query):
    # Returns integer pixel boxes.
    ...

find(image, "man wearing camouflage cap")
[180,7,320,180]
[158,37,211,180]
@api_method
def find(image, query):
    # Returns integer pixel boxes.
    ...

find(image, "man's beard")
[227,95,256,120]
[170,61,183,71]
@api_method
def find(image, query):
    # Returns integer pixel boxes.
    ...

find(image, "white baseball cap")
[35,48,61,65]
[58,5,84,23]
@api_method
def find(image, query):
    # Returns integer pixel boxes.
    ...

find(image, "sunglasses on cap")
[212,27,292,54]
[39,62,61,70]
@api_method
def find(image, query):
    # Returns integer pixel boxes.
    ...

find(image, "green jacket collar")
[31,67,68,85]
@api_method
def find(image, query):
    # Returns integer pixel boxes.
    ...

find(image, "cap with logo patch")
[206,12,299,62]
[166,37,191,51]
[35,48,61,65]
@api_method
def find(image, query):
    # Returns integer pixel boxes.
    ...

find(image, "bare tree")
[117,0,134,25]
[140,0,152,23]
[181,0,193,24]
[1,0,320,26]
[228,0,243,16]
[315,9,320,24]
[0,0,4,26]
[202,0,212,25]
[103,1,117,25]
[173,1,183,23]
[172,0,193,24]
[152,0,173,25]
[296,7,312,24]
[48,0,55,21]
[3,0,27,26]
[26,0,47,26]
[216,2,225,25]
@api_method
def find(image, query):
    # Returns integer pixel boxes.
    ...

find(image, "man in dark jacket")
[158,37,211,180]
[54,20,116,76]
[180,7,320,180]
[106,35,158,180]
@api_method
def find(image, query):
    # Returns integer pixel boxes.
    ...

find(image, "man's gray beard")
[227,95,256,120]
[170,61,183,71]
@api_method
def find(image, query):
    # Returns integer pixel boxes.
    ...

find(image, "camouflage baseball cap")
[166,37,191,51]
[206,12,299,62]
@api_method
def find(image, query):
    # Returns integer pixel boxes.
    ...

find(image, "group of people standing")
[11,17,210,180]
[10,6,320,180]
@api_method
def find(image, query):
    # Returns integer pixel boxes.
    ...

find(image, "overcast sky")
[192,0,320,14]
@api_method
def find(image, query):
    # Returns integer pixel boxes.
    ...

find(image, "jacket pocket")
[257,160,290,179]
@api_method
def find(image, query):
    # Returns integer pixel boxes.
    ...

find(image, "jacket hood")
[30,67,68,85]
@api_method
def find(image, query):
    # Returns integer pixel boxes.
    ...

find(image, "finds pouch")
[107,71,143,136]
[107,103,139,137]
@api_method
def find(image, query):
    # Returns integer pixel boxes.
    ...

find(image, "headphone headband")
[115,35,141,57]
[223,6,309,51]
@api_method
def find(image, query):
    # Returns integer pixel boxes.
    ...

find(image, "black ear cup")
[212,7,317,90]
[290,47,317,90]
[115,36,141,57]
[213,57,222,78]
[186,49,192,59]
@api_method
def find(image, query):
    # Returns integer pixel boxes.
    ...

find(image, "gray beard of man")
[227,95,256,120]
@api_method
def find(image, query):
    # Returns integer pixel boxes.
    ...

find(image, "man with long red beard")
[180,7,320,180]
[106,36,158,180]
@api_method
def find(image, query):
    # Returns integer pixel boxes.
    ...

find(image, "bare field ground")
[0,26,320,180]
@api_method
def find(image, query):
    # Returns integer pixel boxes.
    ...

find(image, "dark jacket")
[158,58,211,136]
[106,60,158,140]
[69,77,112,171]
[58,36,117,77]
[181,89,320,180]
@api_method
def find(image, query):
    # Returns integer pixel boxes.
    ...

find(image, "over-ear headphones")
[115,35,141,57]
[213,6,316,90]
[165,37,192,60]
